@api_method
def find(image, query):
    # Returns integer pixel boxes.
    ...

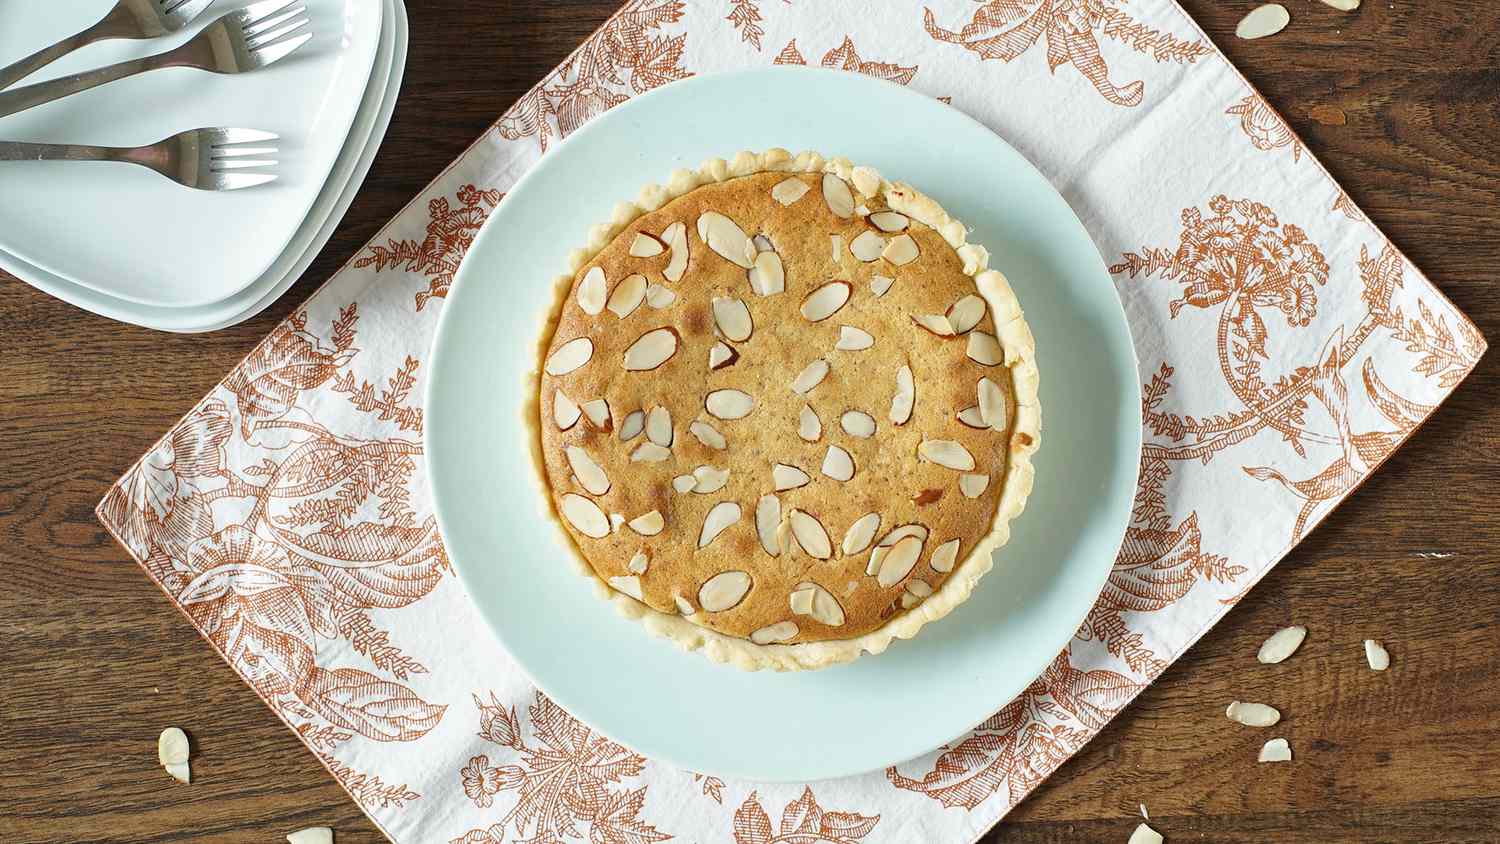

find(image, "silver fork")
[0,1,312,120]
[0,0,216,91]
[0,128,278,191]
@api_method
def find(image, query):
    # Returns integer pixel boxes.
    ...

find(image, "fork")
[0,0,216,91]
[0,128,279,191]
[0,1,312,120]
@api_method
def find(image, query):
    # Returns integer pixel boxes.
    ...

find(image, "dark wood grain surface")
[2,2,1497,842]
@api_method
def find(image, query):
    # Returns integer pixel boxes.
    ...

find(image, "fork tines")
[233,0,314,64]
[206,129,279,190]
[156,0,213,22]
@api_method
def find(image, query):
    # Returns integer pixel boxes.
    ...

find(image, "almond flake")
[1365,639,1390,670]
[959,474,990,498]
[753,234,774,252]
[801,281,852,321]
[979,377,1007,429]
[1259,737,1293,763]
[906,579,933,598]
[751,620,799,644]
[755,495,781,557]
[771,177,810,205]
[630,442,671,463]
[619,410,645,441]
[854,204,870,217]
[841,513,881,556]
[672,474,695,493]
[609,513,625,533]
[705,389,755,420]
[662,221,689,282]
[628,510,664,536]
[840,411,876,438]
[690,420,727,450]
[165,760,191,784]
[919,439,976,471]
[1225,701,1281,727]
[546,337,593,375]
[692,465,730,493]
[565,446,611,495]
[1236,3,1289,39]
[697,211,757,269]
[580,399,611,431]
[708,341,740,371]
[699,570,752,611]
[900,590,921,609]
[929,538,960,573]
[674,594,695,615]
[606,273,647,318]
[712,297,754,341]
[553,391,582,430]
[608,575,644,600]
[947,295,986,334]
[629,232,665,257]
[791,582,846,627]
[1257,626,1307,664]
[830,234,842,263]
[798,404,822,442]
[869,211,909,232]
[773,463,811,491]
[698,501,741,547]
[821,446,855,482]
[789,583,815,616]
[789,510,832,559]
[577,266,607,315]
[1128,823,1164,844]
[158,727,190,766]
[850,231,887,262]
[966,331,1003,366]
[883,234,920,266]
[645,406,673,447]
[889,364,914,425]
[876,523,929,549]
[870,275,895,297]
[748,251,786,296]
[876,535,923,587]
[835,326,874,351]
[957,406,987,428]
[822,173,855,218]
[791,359,830,394]
[286,828,333,844]
[560,494,609,538]
[912,314,956,336]
[623,328,678,371]
[645,283,677,309]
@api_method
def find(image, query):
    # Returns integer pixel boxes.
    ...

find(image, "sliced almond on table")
[947,295,986,334]
[835,326,874,351]
[841,512,881,556]
[1128,823,1163,844]
[751,620,799,644]
[755,495,781,557]
[630,442,671,463]
[545,337,593,375]
[712,297,754,341]
[690,420,727,450]
[623,328,678,371]
[821,446,855,482]
[773,463,811,491]
[662,221,689,282]
[883,234,920,266]
[929,538,961,573]
[1236,3,1289,40]
[629,232,664,257]
[608,575,644,600]
[709,341,739,370]
[645,283,677,309]
[840,410,876,438]
[789,510,832,559]
[1259,737,1293,763]
[959,473,990,498]
[919,439,976,471]
[870,275,895,297]
[580,399,611,431]
[1318,0,1358,8]
[672,474,695,493]
[1225,701,1281,727]
[628,510,664,536]
[889,365,914,425]
[1257,626,1307,664]
[876,535,923,587]
[692,465,730,493]
[553,390,582,430]
[791,359,830,394]
[771,177,811,205]
[979,377,1007,429]
[698,501,741,547]
[158,727,190,766]
[1365,639,1390,670]
[748,251,786,296]
[560,494,610,538]
[705,389,755,420]
[619,409,644,441]
[606,273,647,318]
[645,406,673,447]
[565,446,611,495]
[957,405,987,429]
[850,231,887,262]
[966,331,1003,366]
[912,314,956,337]
[869,211,909,232]
[164,760,191,784]
[699,570,752,612]
[801,281,852,321]
[286,829,333,844]
[697,211,757,268]
[576,266,606,315]
[798,404,822,442]
[822,173,855,218]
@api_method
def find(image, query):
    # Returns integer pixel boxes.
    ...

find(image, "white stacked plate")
[0,0,408,332]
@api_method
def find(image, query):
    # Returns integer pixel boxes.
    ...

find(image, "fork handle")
[0,46,189,120]
[0,141,116,162]
[0,31,99,92]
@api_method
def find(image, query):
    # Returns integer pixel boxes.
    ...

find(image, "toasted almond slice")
[577,267,607,315]
[906,579,933,599]
[672,474,696,493]
[840,410,876,438]
[796,582,847,627]
[748,251,786,296]
[850,231,887,262]
[912,314,956,336]
[560,494,609,538]
[565,446,611,495]
[623,328,679,371]
[692,465,730,493]
[1365,639,1390,670]
[841,513,881,555]
[883,234,919,266]
[164,760,191,784]
[705,389,755,420]
[830,234,842,263]
[979,377,1008,429]
[697,211,757,268]
[929,538,960,573]
[580,399,611,431]
[751,620,799,644]
[1236,3,1289,39]
[959,474,990,498]
[608,574,644,600]
[947,295,986,334]
[606,273,647,318]
[1258,626,1308,664]
[822,446,855,482]
[869,211,909,232]
[609,512,625,533]
[630,442,671,463]
[662,221,689,282]
[854,204,870,217]
[158,727,190,766]
[698,501,741,547]
[755,495,781,557]
[1128,823,1164,844]
[619,409,645,441]
[674,593,696,615]
[553,390,582,430]
[876,535,923,587]
[789,510,832,559]
[645,406,673,447]
[870,275,895,297]
[708,341,739,371]
[752,234,774,252]
[877,523,929,549]
[789,583,815,616]
[772,177,811,205]
[899,589,922,609]
[1259,737,1293,763]
[1318,0,1358,8]
[286,828,333,844]
[835,326,874,351]
[967,331,1003,366]
[889,364,914,425]
[645,283,677,309]
[628,510,664,536]
[919,439,976,471]
[699,570,752,611]
[629,232,665,257]
[773,463,811,491]
[791,359,830,394]
[545,337,593,375]
[798,404,822,442]
[822,173,855,218]
[690,420,727,450]
[712,297,754,341]
[1225,701,1281,727]
[801,281,852,322]
[957,406,987,429]
[866,545,885,577]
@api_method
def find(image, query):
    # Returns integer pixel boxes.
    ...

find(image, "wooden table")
[2,2,1496,841]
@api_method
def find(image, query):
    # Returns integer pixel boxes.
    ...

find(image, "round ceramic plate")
[426,67,1141,783]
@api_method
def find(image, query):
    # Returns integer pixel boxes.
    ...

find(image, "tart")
[528,149,1039,671]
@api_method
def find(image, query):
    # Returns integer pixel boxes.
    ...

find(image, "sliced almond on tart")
[576,266,606,315]
[622,328,678,371]
[801,281,851,322]
[546,337,593,375]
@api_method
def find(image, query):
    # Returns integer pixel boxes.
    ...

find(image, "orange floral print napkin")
[97,1,1486,841]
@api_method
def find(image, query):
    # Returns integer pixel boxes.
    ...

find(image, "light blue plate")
[426,67,1141,783]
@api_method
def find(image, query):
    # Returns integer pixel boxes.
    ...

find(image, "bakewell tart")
[528,149,1039,671]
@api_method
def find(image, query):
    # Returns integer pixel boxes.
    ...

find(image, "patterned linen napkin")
[97,1,1486,841]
